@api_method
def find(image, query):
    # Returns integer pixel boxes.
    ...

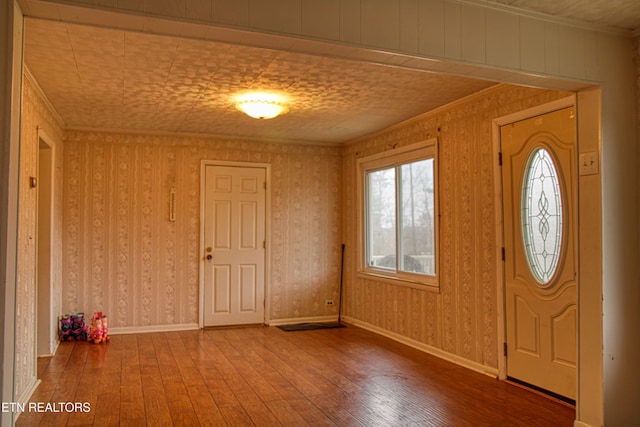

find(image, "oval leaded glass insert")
[521,148,563,285]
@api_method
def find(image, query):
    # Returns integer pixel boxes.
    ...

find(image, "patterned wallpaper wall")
[62,131,343,327]
[17,74,65,402]
[20,76,570,405]
[342,84,570,370]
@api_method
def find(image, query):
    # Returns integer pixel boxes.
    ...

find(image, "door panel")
[239,264,257,311]
[514,296,539,356]
[552,305,577,366]
[203,165,266,326]
[501,107,577,400]
[240,201,257,249]
[214,201,231,249]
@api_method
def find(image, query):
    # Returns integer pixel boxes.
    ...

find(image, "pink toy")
[88,312,110,344]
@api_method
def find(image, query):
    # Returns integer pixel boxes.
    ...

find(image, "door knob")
[206,254,213,261]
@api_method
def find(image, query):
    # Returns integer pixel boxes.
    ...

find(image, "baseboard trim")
[37,338,60,358]
[268,315,339,326]
[109,323,199,335]
[14,377,41,421]
[342,316,499,378]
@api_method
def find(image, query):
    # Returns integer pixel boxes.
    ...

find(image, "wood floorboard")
[16,324,575,426]
[119,385,145,420]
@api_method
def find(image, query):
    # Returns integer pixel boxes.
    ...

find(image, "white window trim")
[356,138,439,290]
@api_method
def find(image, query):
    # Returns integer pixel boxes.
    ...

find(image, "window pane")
[366,168,396,270]
[398,159,435,275]
[521,148,563,284]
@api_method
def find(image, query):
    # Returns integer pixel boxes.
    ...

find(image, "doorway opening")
[37,132,56,357]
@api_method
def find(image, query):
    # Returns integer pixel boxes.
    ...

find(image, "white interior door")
[203,164,266,326]
[501,107,577,400]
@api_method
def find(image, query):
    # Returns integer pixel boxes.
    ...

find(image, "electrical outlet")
[326,300,334,306]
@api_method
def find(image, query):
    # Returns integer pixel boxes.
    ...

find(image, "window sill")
[356,271,440,293]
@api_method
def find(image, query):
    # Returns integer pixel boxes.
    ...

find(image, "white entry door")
[202,164,266,326]
[501,107,577,400]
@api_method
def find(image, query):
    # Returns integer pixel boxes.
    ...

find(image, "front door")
[501,107,577,400]
[202,164,266,326]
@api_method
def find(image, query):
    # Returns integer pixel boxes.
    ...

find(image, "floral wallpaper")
[16,73,65,402]
[62,131,343,327]
[341,84,571,369]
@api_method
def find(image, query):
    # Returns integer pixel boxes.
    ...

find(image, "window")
[358,139,438,288]
[521,147,563,285]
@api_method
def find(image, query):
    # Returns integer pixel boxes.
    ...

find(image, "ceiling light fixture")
[234,92,289,120]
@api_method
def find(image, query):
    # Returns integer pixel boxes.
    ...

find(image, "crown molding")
[23,65,66,129]
[64,126,343,148]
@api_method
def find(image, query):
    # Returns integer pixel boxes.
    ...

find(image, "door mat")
[277,322,346,332]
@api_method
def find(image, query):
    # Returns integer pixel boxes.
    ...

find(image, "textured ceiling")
[24,19,496,144]
[23,0,639,144]
[485,0,640,31]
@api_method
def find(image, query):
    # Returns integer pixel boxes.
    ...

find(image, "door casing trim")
[36,127,60,358]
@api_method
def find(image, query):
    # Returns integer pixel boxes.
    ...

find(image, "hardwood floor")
[16,324,575,426]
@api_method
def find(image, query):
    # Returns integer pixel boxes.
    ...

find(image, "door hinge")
[263,181,267,190]
[498,152,502,166]
[501,247,505,261]
[263,240,266,249]
[504,342,508,357]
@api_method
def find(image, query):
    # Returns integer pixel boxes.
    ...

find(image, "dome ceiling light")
[234,92,289,120]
